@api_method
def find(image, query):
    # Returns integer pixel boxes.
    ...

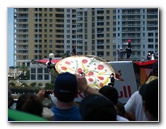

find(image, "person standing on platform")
[123,39,132,60]
[147,53,151,60]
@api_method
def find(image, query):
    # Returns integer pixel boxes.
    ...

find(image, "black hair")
[142,79,158,120]
[99,86,118,105]
[79,94,117,121]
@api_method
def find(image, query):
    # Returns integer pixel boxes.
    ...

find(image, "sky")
[8,8,14,68]
[3,0,166,128]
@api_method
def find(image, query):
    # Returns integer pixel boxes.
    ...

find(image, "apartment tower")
[13,8,158,66]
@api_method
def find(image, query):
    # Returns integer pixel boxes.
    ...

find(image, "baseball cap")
[139,76,158,98]
[79,94,117,121]
[54,72,78,102]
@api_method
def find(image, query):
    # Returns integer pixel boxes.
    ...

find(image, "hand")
[36,89,46,101]
[75,74,88,92]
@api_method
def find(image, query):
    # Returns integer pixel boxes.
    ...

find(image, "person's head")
[99,86,118,105]
[54,72,78,102]
[79,94,117,121]
[139,79,158,121]
[16,94,31,111]
[21,94,43,117]
[110,73,114,77]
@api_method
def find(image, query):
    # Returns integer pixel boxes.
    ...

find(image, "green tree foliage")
[30,82,37,87]
[9,82,16,86]
[45,83,54,90]
[10,86,40,94]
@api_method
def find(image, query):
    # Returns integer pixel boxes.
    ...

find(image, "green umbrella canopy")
[8,109,47,122]
[9,66,20,69]
[9,66,15,69]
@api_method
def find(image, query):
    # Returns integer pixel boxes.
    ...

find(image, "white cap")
[49,53,54,58]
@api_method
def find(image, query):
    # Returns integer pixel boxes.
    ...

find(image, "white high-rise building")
[13,8,159,66]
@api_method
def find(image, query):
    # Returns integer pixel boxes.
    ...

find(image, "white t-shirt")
[124,91,148,121]
[116,115,129,121]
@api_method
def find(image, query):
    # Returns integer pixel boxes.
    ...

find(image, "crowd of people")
[117,39,158,61]
[147,51,158,60]
[8,61,158,122]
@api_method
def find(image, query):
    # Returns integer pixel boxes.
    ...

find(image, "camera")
[44,90,52,97]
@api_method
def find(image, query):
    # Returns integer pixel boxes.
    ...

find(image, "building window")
[106,52,110,56]
[49,34,52,38]
[44,34,47,38]
[148,39,153,42]
[148,45,154,49]
[44,68,48,73]
[106,34,110,37]
[113,52,116,56]
[113,28,116,31]
[44,8,47,12]
[23,56,27,60]
[49,40,52,43]
[137,51,140,56]
[49,14,53,17]
[106,28,110,32]
[148,33,153,37]
[31,75,36,80]
[92,46,95,50]
[44,50,47,53]
[37,68,43,73]
[31,68,36,73]
[67,45,70,49]
[38,74,43,80]
[44,75,49,80]
[44,39,47,43]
